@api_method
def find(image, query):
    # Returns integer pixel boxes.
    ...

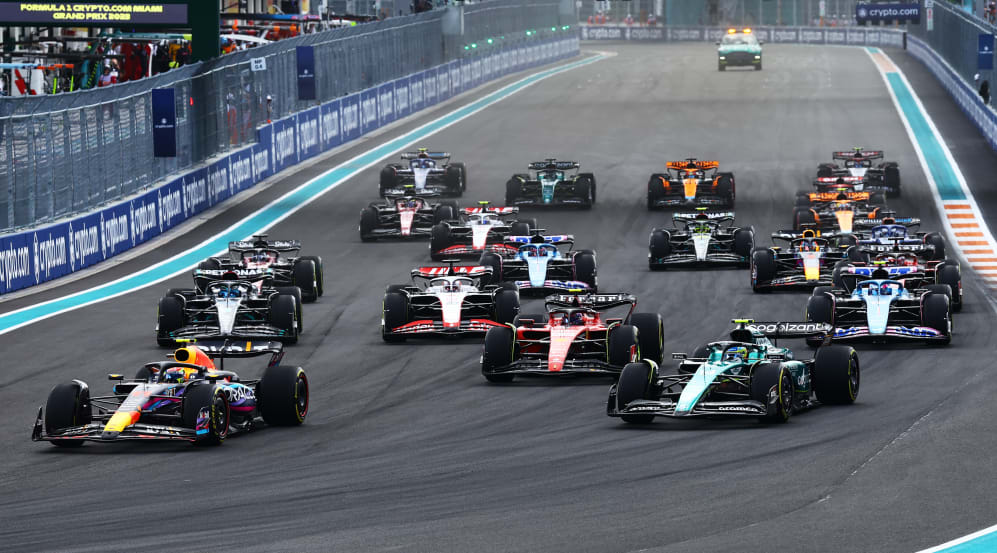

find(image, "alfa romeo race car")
[648,210,754,269]
[480,293,663,382]
[157,277,300,346]
[505,159,596,208]
[608,320,858,423]
[751,228,852,292]
[792,191,886,233]
[198,235,323,301]
[647,159,735,209]
[806,272,952,344]
[429,203,537,261]
[478,232,598,294]
[359,191,459,241]
[817,148,901,197]
[32,340,308,447]
[379,149,466,197]
[717,28,762,70]
[381,262,520,341]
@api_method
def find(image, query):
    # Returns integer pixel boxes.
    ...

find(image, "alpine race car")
[505,159,596,208]
[379,149,465,197]
[197,235,323,302]
[478,231,598,294]
[717,28,763,70]
[806,272,952,345]
[751,228,852,292]
[381,262,520,341]
[157,277,300,346]
[648,210,754,269]
[359,191,459,241]
[792,190,886,233]
[32,340,308,447]
[480,293,663,382]
[817,148,901,197]
[429,203,538,261]
[647,159,735,209]
[608,320,858,423]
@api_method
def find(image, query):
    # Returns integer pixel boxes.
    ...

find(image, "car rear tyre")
[479,252,503,284]
[433,205,456,224]
[924,232,946,260]
[276,287,304,333]
[299,256,324,296]
[813,345,859,404]
[647,173,666,209]
[379,166,397,197]
[197,258,221,271]
[258,365,309,425]
[509,222,531,236]
[157,296,184,347]
[733,228,754,266]
[884,165,901,197]
[430,224,452,261]
[482,326,515,383]
[269,294,298,344]
[292,260,318,303]
[573,252,597,291]
[716,172,735,207]
[793,207,816,230]
[505,178,521,205]
[751,248,776,293]
[494,289,520,325]
[45,381,91,447]
[806,294,834,326]
[444,165,463,196]
[616,362,656,423]
[360,207,379,242]
[936,263,962,312]
[630,313,663,364]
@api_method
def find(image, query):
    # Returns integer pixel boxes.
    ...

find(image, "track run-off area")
[3,43,997,553]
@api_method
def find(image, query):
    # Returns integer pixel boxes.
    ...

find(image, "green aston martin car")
[717,28,763,71]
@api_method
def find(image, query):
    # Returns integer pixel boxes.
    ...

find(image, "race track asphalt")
[2,43,996,553]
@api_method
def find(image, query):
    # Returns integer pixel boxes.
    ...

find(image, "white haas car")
[381,262,520,341]
[379,149,466,197]
[429,202,538,261]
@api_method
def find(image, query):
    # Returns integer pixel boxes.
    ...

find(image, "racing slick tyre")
[750,363,793,423]
[182,383,230,446]
[793,207,816,230]
[751,248,777,293]
[197,258,221,271]
[924,232,947,260]
[45,381,92,447]
[433,204,457,224]
[573,252,598,291]
[806,294,834,326]
[505,177,523,205]
[615,362,656,424]
[832,262,853,289]
[164,288,187,301]
[292,259,319,303]
[795,191,812,207]
[648,229,672,269]
[925,283,954,306]
[922,293,952,345]
[381,292,409,343]
[716,172,735,207]
[884,164,901,197]
[846,246,871,264]
[718,61,725,71]
[523,218,538,231]
[258,365,309,426]
[479,252,503,284]
[630,313,664,364]
[276,287,304,333]
[509,222,531,236]
[453,162,467,192]
[755,61,762,71]
[299,256,324,297]
[837,234,857,248]
[430,224,452,261]
[269,294,299,344]
[812,285,834,298]
[494,289,520,325]
[581,172,597,203]
[813,345,860,405]
[157,296,184,347]
[444,164,463,196]
[733,228,754,267]
[577,173,596,207]
[869,191,887,207]
[513,313,547,327]
[647,173,666,209]
[817,164,835,178]
[385,284,409,294]
[379,166,397,197]
[482,326,516,383]
[608,324,639,367]
[360,206,379,242]
[936,262,962,312]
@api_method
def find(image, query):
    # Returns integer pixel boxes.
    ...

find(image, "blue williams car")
[478,232,597,294]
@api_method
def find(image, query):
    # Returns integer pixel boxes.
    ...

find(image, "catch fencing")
[0,0,567,233]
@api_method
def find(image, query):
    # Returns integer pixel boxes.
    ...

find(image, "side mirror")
[205,374,225,382]
[516,318,534,328]
[715,41,721,45]
[672,353,687,360]
[108,374,124,381]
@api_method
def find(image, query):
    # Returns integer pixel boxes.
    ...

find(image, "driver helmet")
[875,254,896,265]
[569,312,586,326]
[404,199,418,208]
[216,286,241,298]
[723,346,748,362]
[161,366,198,384]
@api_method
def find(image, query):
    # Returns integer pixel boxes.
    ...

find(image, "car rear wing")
[854,242,933,255]
[194,268,273,279]
[177,339,284,357]
[806,191,871,202]
[673,211,735,224]
[814,176,865,185]
[461,206,518,215]
[229,236,302,252]
[832,150,884,160]
[505,234,574,246]
[545,292,637,311]
[411,265,492,279]
[528,160,579,170]
[854,216,920,228]
[400,151,451,160]
[740,321,832,340]
[665,160,719,170]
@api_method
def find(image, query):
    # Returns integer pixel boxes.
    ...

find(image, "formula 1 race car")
[157,277,300,346]
[792,191,886,233]
[198,235,323,302]
[505,159,596,208]
[751,228,853,292]
[381,262,520,341]
[608,320,858,423]
[32,340,308,447]
[478,231,597,294]
[648,210,754,269]
[647,159,735,209]
[806,272,952,344]
[817,148,901,197]
[359,191,459,241]
[379,149,466,197]
[429,202,538,261]
[480,293,663,382]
